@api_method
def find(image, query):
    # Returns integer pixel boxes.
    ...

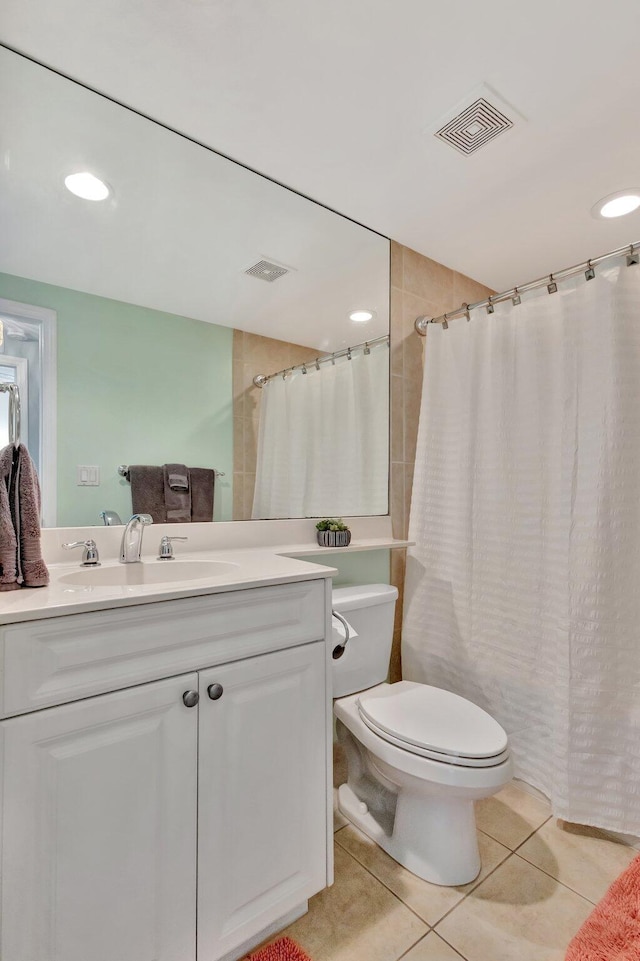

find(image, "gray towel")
[190,468,215,522]
[163,464,191,523]
[0,448,19,590]
[0,443,49,590]
[128,465,166,522]
[166,465,189,490]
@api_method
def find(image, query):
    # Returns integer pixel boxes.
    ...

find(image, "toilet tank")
[331,584,398,698]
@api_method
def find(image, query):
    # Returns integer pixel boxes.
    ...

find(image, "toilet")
[332,584,513,886]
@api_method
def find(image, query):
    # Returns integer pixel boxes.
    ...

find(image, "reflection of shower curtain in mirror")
[252,344,389,519]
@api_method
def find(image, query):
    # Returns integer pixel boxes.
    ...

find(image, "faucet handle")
[158,535,188,560]
[63,539,101,567]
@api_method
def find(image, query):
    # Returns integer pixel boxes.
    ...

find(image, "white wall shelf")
[278,538,413,558]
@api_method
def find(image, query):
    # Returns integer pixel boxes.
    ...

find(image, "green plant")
[315,518,349,532]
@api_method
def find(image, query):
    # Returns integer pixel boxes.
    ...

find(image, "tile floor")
[269,748,637,961]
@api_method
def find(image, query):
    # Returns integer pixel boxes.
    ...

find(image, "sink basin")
[59,560,240,588]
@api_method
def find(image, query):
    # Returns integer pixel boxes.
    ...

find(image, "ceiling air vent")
[244,259,289,282]
[431,83,520,156]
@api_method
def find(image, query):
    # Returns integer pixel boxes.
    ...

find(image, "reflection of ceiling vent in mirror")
[244,260,289,282]
[431,83,520,156]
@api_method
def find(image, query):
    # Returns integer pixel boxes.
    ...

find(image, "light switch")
[77,465,100,486]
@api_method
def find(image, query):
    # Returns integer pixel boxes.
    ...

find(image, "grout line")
[428,931,470,960]
[432,852,516,930]
[395,931,438,961]
[333,836,432,928]
[511,814,553,854]
[334,826,511,933]
[510,851,600,906]
[478,813,552,853]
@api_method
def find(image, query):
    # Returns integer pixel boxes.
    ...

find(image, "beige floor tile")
[475,782,551,849]
[435,854,592,961]
[336,823,510,925]
[282,844,428,961]
[518,818,637,904]
[401,932,465,961]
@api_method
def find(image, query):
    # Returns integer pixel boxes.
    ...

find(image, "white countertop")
[0,548,338,625]
[0,513,412,625]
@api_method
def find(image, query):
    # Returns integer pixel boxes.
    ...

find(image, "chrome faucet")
[119,513,153,563]
[100,510,123,526]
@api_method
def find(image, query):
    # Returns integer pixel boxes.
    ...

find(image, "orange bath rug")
[565,851,640,960]
[247,936,313,961]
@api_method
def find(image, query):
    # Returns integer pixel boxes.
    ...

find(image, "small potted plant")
[316,518,351,548]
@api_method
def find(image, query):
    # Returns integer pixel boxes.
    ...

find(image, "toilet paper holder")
[331,610,351,660]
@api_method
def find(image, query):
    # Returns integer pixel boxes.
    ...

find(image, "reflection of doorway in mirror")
[0,298,57,527]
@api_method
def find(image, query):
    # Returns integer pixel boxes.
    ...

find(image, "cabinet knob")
[207,683,224,701]
[182,690,199,708]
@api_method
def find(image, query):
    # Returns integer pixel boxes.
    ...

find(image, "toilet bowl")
[332,585,512,886]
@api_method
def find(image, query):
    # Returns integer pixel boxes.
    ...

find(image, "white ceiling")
[2,0,640,292]
[0,49,389,352]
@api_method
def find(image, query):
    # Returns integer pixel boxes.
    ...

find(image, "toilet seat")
[357,681,509,769]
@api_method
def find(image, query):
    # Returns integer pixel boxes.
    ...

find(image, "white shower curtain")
[252,343,389,519]
[403,259,640,834]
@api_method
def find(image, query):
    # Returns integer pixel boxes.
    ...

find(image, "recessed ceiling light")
[592,189,640,220]
[349,309,374,323]
[64,171,110,201]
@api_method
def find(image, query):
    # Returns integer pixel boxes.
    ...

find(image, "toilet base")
[334,690,512,887]
[338,782,481,886]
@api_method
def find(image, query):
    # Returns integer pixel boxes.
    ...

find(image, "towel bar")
[0,383,21,448]
[117,464,225,479]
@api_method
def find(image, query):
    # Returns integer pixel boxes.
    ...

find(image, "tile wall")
[389,242,493,681]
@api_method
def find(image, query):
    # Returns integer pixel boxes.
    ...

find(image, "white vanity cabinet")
[0,577,330,961]
[1,673,200,961]
[197,644,326,960]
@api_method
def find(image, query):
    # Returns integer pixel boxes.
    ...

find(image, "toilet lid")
[357,682,508,761]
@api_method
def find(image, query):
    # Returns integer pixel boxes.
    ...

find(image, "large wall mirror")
[0,46,390,527]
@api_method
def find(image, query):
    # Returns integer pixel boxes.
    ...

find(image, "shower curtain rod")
[415,240,640,334]
[252,333,389,388]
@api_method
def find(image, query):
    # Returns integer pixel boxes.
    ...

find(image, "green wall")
[0,273,234,526]
[298,549,390,587]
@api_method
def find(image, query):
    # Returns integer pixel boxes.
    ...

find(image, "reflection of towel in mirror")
[0,443,49,590]
[128,465,166,522]
[190,468,215,522]
[128,465,215,522]
[163,464,191,522]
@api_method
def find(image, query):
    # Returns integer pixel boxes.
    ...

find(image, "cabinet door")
[0,673,199,961]
[197,642,327,961]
